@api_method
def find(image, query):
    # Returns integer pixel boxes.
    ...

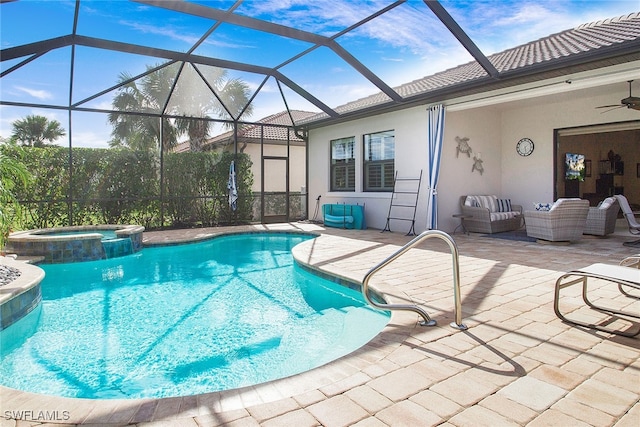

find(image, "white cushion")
[599,197,614,209]
[490,212,518,221]
[468,195,498,212]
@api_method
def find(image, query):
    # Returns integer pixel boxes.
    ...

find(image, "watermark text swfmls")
[4,410,71,421]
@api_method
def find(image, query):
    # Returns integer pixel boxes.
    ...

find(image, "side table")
[452,214,472,235]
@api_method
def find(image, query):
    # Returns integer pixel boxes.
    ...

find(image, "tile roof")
[303,12,640,123]
[224,110,315,141]
[174,110,316,152]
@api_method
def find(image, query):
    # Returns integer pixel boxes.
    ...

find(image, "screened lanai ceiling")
[1,0,640,147]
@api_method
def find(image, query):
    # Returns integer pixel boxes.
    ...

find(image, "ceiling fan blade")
[595,81,639,112]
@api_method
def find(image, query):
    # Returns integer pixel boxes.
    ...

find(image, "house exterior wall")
[308,73,640,233]
[308,107,434,231]
[308,105,505,233]
[240,143,306,194]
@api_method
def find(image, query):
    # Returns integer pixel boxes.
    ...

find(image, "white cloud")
[381,57,404,63]
[14,86,53,100]
[71,130,111,149]
[241,0,381,36]
[240,0,638,63]
[442,0,640,54]
[117,20,255,50]
[257,79,280,93]
[0,107,19,140]
[117,20,201,46]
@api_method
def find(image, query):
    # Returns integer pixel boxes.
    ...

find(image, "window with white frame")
[330,137,355,191]
[363,130,394,192]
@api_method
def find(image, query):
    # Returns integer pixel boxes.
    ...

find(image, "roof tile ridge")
[575,11,640,30]
[574,23,640,43]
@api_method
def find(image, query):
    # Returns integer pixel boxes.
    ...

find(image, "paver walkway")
[1,221,638,426]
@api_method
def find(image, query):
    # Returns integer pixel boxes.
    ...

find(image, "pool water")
[0,233,389,399]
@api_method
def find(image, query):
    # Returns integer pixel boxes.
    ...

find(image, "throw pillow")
[534,202,552,211]
[497,198,512,212]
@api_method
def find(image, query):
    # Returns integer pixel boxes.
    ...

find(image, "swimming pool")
[0,233,389,399]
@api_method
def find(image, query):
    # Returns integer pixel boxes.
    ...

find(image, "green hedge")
[1,145,253,231]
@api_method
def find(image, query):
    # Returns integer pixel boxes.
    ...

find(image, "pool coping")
[7,224,145,242]
[0,256,45,330]
[0,227,420,424]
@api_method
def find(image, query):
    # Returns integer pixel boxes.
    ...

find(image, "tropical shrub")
[0,143,31,250]
[0,144,254,231]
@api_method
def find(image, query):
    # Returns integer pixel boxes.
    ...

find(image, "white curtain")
[426,104,446,230]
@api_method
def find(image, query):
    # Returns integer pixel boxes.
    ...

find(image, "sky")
[1,0,638,148]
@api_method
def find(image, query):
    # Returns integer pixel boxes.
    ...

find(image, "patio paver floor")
[1,221,638,426]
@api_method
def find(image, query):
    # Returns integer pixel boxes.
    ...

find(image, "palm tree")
[11,115,66,147]
[176,66,254,152]
[109,64,180,152]
[109,62,253,152]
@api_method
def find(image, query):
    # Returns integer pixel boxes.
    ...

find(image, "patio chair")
[583,197,620,236]
[614,194,640,246]
[524,198,589,243]
[620,254,640,269]
[619,254,640,298]
[554,255,640,337]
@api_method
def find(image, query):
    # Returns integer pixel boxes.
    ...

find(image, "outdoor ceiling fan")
[597,80,640,112]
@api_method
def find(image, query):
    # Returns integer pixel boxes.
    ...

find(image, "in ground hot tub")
[6,225,144,263]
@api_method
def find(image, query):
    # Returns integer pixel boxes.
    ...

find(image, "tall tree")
[108,64,179,152]
[109,62,253,152]
[10,115,66,147]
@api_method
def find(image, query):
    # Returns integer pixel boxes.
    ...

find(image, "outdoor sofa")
[459,195,523,234]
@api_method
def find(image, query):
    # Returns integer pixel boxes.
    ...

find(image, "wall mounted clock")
[516,138,534,156]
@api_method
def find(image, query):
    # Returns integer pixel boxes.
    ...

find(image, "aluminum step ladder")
[382,170,422,236]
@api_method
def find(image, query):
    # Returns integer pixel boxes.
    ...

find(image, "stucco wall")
[308,107,429,231]
[308,106,504,233]
[308,78,639,233]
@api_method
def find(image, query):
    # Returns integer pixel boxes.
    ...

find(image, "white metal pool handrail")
[361,229,467,330]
